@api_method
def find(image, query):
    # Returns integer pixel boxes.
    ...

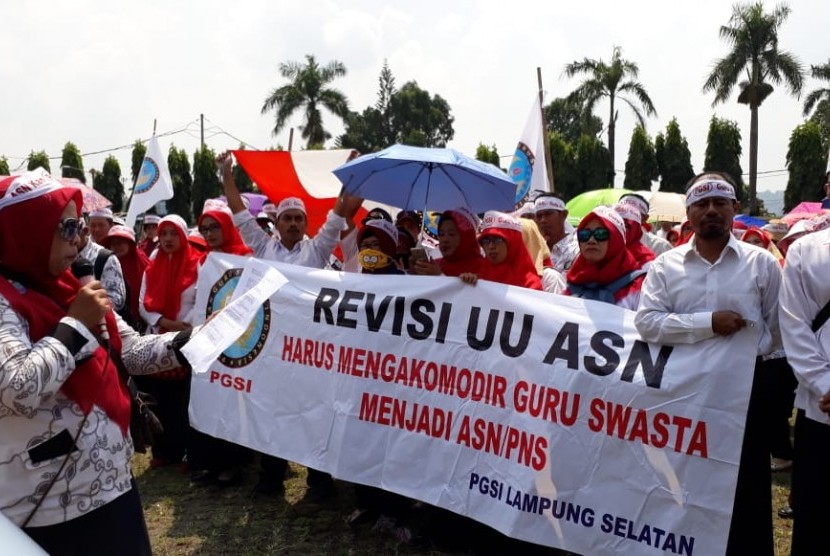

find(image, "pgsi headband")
[685,179,736,207]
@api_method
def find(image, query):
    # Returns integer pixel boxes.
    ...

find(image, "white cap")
[89,207,114,220]
[276,197,306,219]
[480,211,523,233]
[143,214,161,225]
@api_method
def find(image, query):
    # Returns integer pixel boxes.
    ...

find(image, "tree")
[60,142,85,183]
[704,116,745,202]
[810,99,830,145]
[27,150,51,172]
[0,157,9,175]
[784,121,829,212]
[656,118,694,193]
[623,126,658,190]
[375,59,397,146]
[192,145,220,221]
[702,2,804,214]
[261,54,349,148]
[93,156,124,211]
[475,143,500,168]
[337,108,386,153]
[548,133,577,199]
[563,47,657,182]
[388,81,454,147]
[131,140,147,186]
[803,59,830,118]
[572,134,612,194]
[544,96,604,145]
[166,145,193,223]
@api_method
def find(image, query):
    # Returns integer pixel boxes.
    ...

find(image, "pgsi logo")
[509,142,535,208]
[135,158,160,194]
[206,268,271,368]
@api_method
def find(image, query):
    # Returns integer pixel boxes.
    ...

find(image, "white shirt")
[642,231,672,256]
[779,228,830,424]
[635,234,782,356]
[542,267,566,294]
[233,209,345,269]
[79,240,127,312]
[550,232,579,273]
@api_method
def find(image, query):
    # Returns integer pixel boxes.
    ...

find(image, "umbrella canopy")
[565,189,632,224]
[782,201,824,226]
[648,191,686,223]
[333,144,516,214]
[734,214,768,228]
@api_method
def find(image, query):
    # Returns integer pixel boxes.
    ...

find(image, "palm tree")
[803,59,830,117]
[702,2,803,214]
[563,46,657,185]
[261,55,349,148]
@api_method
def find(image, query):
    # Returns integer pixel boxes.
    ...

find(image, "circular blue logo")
[508,143,534,207]
[207,269,271,368]
[135,159,160,194]
[422,211,441,241]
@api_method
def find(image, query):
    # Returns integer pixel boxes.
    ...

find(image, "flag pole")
[537,67,555,192]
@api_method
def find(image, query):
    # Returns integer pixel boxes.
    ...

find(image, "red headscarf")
[436,209,486,277]
[0,170,130,434]
[740,227,771,249]
[614,203,655,266]
[477,212,542,290]
[566,207,644,304]
[197,210,253,258]
[143,215,201,326]
[102,226,150,323]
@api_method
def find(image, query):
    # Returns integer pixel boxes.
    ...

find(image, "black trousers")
[765,356,797,460]
[24,479,151,556]
[135,374,190,463]
[724,358,773,556]
[259,453,333,488]
[791,409,830,555]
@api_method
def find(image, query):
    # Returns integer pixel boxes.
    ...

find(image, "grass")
[135,453,795,555]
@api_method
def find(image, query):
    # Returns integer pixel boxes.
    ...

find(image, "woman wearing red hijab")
[613,201,656,268]
[101,225,150,331]
[197,204,253,260]
[460,211,542,290]
[564,206,646,310]
[410,207,485,277]
[138,214,202,469]
[0,169,196,555]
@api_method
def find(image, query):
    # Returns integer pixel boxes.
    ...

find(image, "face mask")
[359,248,391,271]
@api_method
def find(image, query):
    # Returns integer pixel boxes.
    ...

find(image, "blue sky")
[0,0,826,192]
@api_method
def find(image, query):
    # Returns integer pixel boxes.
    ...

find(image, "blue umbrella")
[332,144,516,214]
[734,214,767,228]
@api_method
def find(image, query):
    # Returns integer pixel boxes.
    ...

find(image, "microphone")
[70,258,109,341]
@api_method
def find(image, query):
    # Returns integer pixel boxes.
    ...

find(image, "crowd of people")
[2,158,830,555]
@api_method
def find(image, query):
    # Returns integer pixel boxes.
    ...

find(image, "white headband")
[685,179,737,207]
[534,196,566,212]
[276,197,306,219]
[618,195,649,217]
[512,201,536,218]
[0,168,64,212]
[480,211,523,233]
[613,202,642,224]
[363,218,399,245]
[89,207,114,220]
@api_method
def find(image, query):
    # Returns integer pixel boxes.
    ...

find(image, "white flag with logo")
[508,95,550,206]
[126,136,174,227]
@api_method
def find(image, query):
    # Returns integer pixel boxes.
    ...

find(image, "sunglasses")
[478,236,505,247]
[57,218,83,241]
[198,224,222,235]
[577,227,611,243]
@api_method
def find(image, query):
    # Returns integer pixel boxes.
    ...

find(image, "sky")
[0,0,827,194]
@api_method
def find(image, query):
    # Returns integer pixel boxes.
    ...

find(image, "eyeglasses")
[57,218,83,241]
[576,227,611,243]
[198,224,222,235]
[478,236,505,247]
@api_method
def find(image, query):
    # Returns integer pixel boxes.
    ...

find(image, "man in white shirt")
[534,193,579,272]
[218,151,364,500]
[635,173,781,556]
[779,225,830,554]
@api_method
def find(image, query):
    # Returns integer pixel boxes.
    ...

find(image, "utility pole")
[537,67,555,192]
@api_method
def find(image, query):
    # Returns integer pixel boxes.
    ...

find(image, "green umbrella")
[565,188,632,225]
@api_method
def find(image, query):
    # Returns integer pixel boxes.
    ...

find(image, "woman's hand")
[410,259,442,276]
[68,281,110,332]
[459,273,479,285]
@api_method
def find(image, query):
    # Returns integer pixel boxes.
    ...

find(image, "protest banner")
[187,253,757,556]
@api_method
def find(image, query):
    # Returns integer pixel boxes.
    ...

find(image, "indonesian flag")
[233,149,370,235]
[126,136,174,227]
[508,95,551,207]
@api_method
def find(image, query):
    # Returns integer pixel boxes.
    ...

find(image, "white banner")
[189,253,757,556]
